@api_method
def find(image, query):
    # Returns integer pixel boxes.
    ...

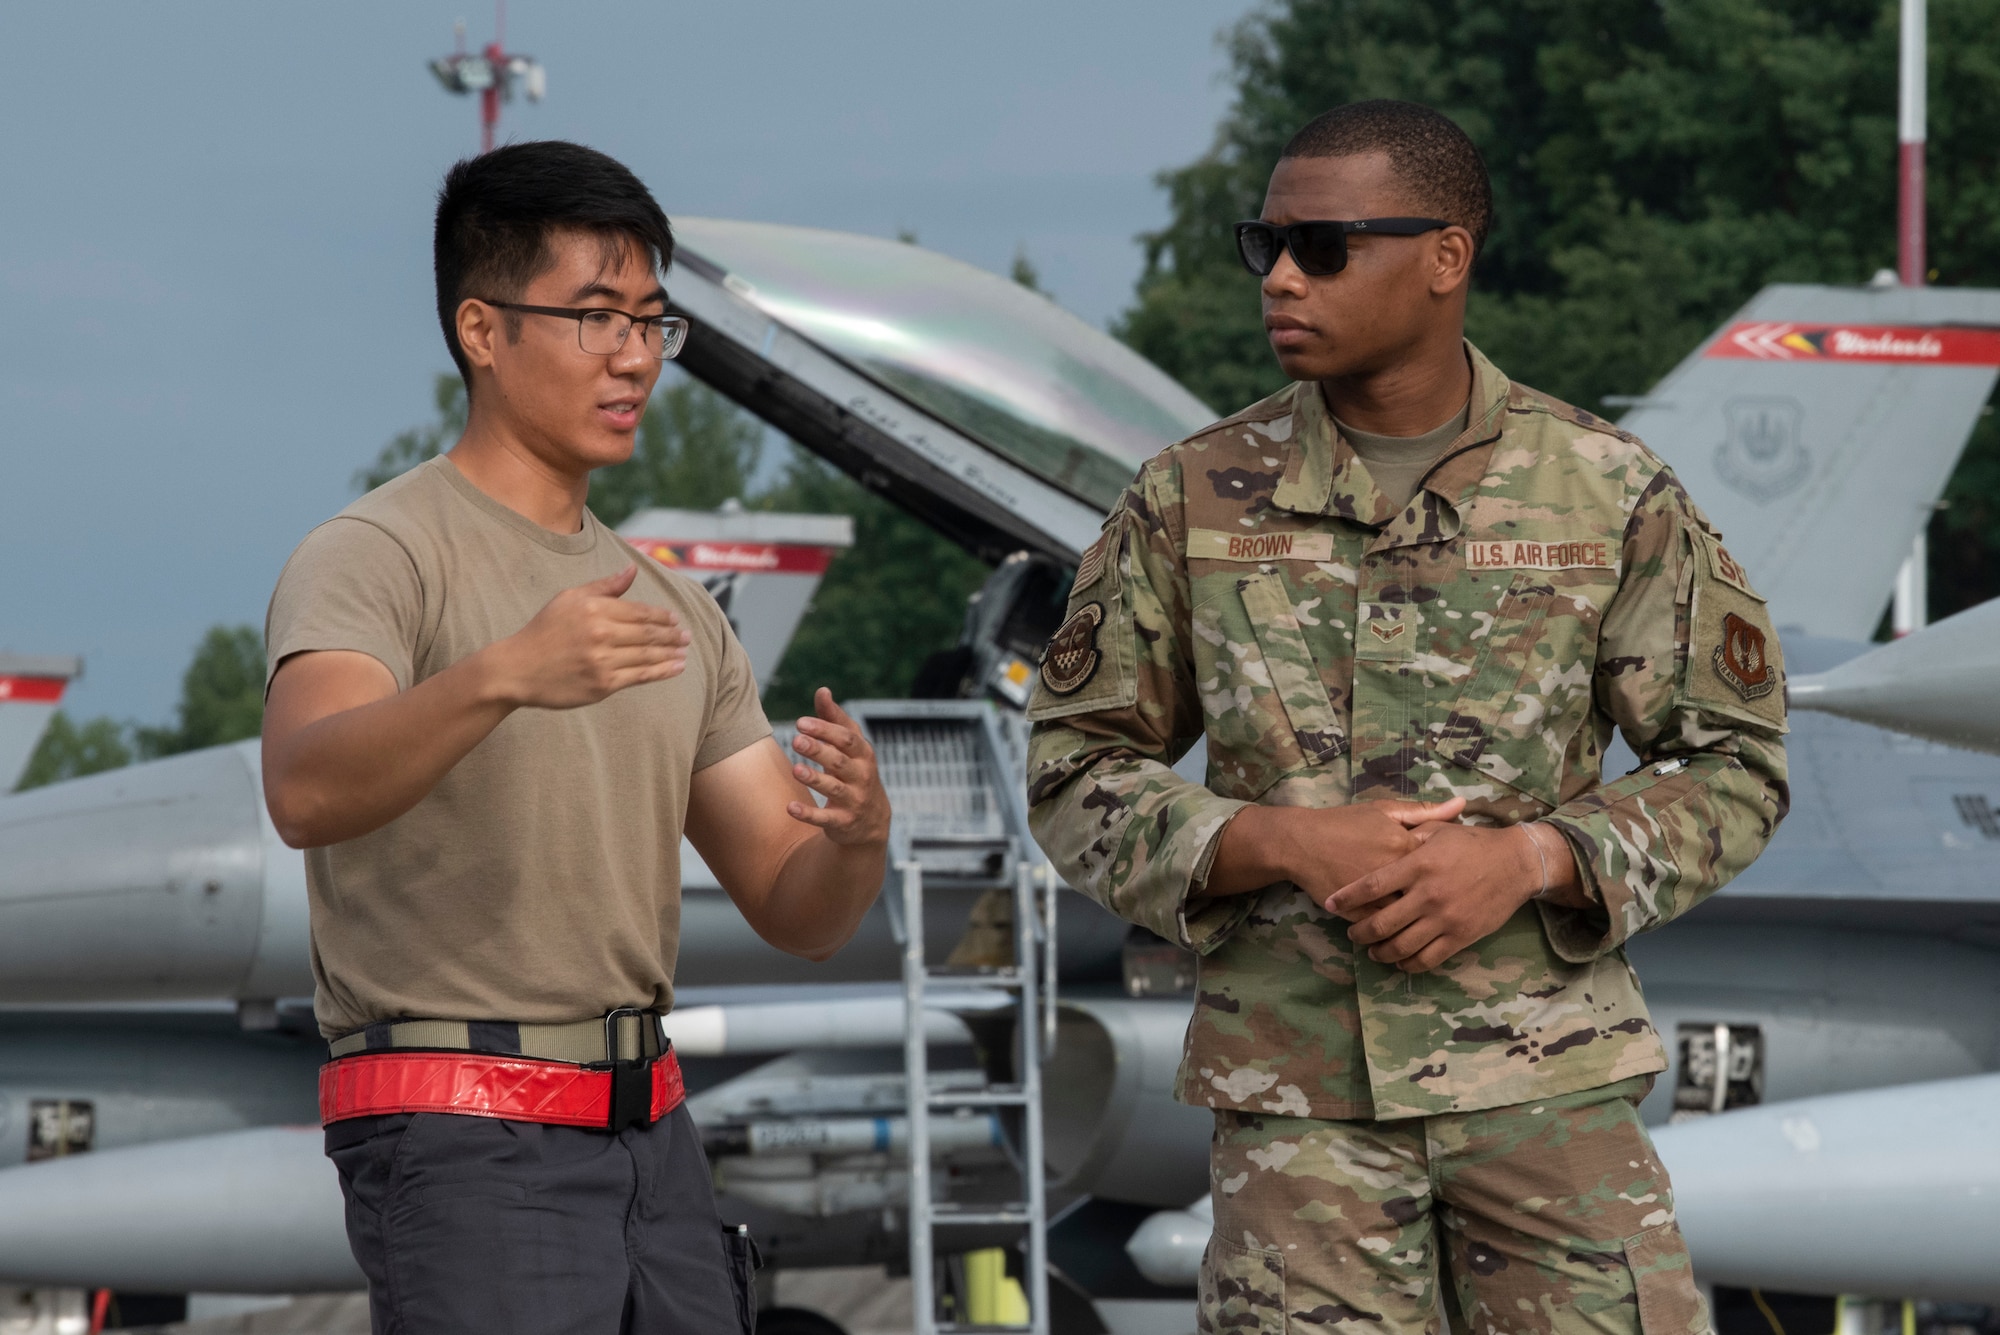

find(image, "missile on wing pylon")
[1787,595,2000,754]
[1651,1072,2000,1301]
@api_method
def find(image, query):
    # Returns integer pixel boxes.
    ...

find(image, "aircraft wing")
[664,218,1215,565]
[1615,284,2000,640]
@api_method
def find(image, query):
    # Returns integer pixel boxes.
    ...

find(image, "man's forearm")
[1521,821,1592,910]
[756,833,886,961]
[1204,805,1302,896]
[264,649,516,848]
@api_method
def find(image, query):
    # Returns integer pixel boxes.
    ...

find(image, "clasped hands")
[1206,796,1581,974]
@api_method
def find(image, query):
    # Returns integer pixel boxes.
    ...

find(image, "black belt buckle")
[602,1008,656,1134]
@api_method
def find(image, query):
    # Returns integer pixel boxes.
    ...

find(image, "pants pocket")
[722,1223,761,1334]
[1197,1234,1285,1335]
[1625,1221,1712,1335]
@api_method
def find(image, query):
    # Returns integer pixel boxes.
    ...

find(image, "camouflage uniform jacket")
[1026,344,1789,1121]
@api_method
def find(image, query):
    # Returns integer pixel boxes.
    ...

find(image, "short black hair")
[1280,101,1493,255]
[433,140,674,382]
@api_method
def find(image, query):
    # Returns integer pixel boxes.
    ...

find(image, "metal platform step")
[858,702,1055,1335]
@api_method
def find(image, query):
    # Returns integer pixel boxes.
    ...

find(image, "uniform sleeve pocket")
[1625,1221,1712,1335]
[1028,523,1139,723]
[1197,1235,1286,1335]
[1680,529,1788,734]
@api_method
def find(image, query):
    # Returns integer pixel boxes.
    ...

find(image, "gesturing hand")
[785,688,892,847]
[1326,823,1545,973]
[493,566,691,709]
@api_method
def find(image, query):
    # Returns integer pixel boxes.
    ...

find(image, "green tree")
[1117,0,2000,612]
[357,374,466,492]
[135,625,266,759]
[755,453,990,718]
[1010,247,1046,295]
[589,380,765,526]
[15,712,132,791]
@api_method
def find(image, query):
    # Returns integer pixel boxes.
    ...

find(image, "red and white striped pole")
[1891,0,1929,635]
[479,1,505,155]
[480,40,503,155]
[1898,0,1927,286]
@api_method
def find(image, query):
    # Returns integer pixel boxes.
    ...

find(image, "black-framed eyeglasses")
[1234,217,1451,277]
[483,300,690,360]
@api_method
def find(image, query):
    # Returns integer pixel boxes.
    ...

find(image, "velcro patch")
[1466,538,1617,572]
[1190,528,1335,562]
[1073,527,1117,592]
[1682,528,1787,731]
[1040,602,1104,696]
[1713,611,1776,700]
[1707,539,1758,596]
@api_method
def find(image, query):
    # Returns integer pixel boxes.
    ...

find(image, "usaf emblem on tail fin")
[1714,397,1810,504]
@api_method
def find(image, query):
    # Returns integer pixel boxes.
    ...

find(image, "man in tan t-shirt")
[261,141,890,1335]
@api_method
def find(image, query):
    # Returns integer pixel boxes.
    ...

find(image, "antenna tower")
[428,4,545,153]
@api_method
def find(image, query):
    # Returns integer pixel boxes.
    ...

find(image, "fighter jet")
[5,224,2000,1328]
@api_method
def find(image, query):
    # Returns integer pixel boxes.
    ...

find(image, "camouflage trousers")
[1197,1077,1710,1335]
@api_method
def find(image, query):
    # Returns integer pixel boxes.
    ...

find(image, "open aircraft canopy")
[667,219,1215,565]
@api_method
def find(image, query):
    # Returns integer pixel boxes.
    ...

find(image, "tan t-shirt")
[1333,399,1472,512]
[265,456,772,1038]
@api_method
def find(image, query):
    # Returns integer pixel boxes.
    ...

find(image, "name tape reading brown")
[1189,529,1336,563]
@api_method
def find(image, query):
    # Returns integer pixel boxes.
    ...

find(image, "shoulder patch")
[1712,612,1777,701]
[1708,540,1757,597]
[1040,602,1105,696]
[1680,528,1787,731]
[1073,528,1116,593]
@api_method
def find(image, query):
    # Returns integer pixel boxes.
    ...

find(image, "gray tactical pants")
[326,1105,754,1335]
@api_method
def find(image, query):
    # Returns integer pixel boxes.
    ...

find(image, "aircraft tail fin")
[616,509,854,692]
[0,655,85,792]
[1614,284,2000,640]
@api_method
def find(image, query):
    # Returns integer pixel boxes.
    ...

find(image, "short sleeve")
[693,615,773,772]
[265,518,424,694]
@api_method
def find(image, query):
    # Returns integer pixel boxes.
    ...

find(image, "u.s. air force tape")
[1040,602,1103,695]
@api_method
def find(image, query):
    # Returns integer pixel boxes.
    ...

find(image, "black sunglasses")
[1234,217,1451,277]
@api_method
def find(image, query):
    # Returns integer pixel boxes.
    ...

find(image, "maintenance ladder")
[855,701,1055,1335]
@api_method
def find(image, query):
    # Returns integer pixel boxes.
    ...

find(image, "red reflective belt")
[318,1049,685,1129]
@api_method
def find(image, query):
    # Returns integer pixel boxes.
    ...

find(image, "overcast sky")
[0,2,1250,725]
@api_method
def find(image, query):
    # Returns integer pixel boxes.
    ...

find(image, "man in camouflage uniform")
[1026,101,1787,1334]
